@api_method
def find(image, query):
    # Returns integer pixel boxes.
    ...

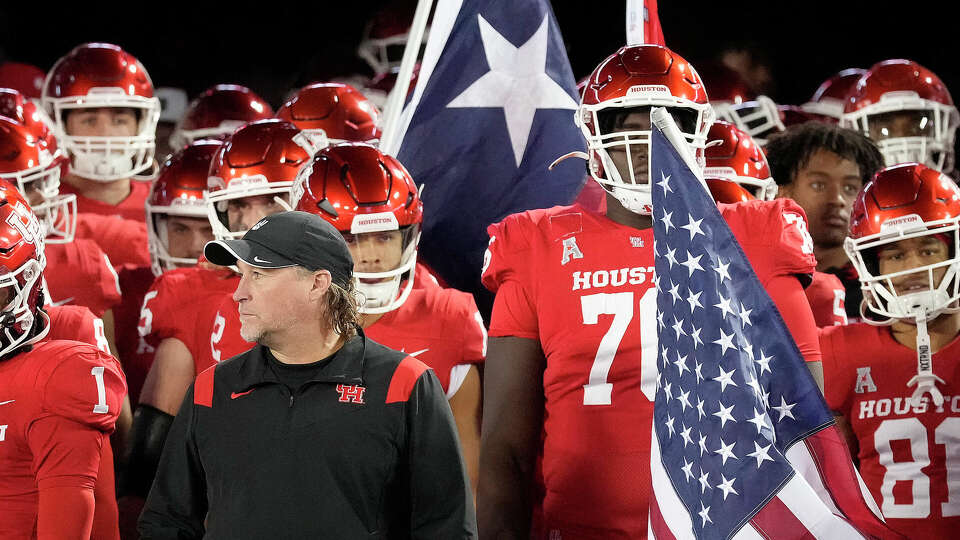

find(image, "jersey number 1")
[91,366,109,414]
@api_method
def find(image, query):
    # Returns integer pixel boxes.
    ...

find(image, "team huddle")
[0,9,958,540]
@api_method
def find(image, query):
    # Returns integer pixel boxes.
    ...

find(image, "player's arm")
[833,413,860,465]
[101,308,118,357]
[405,368,477,538]
[765,274,824,392]
[478,336,545,540]
[138,385,207,540]
[119,337,194,499]
[448,364,481,502]
[29,415,103,540]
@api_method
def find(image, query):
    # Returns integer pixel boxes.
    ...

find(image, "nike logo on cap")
[401,348,430,358]
[231,389,254,400]
[0,399,15,406]
[253,256,272,264]
[50,297,75,307]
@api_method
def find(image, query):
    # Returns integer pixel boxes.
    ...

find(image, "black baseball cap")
[204,211,353,288]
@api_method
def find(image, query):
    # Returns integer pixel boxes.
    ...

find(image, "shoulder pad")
[39,341,126,432]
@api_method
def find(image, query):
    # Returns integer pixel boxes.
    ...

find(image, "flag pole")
[625,0,644,45]
[379,0,435,153]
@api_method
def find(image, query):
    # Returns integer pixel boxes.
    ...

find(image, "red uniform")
[821,324,960,539]
[140,267,240,379]
[0,340,126,540]
[481,200,815,539]
[41,305,119,540]
[74,213,151,269]
[60,179,151,222]
[365,287,485,395]
[114,266,159,406]
[806,271,848,327]
[43,239,122,317]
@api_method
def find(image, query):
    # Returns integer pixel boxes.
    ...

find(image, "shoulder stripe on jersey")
[194,365,216,407]
[385,356,430,404]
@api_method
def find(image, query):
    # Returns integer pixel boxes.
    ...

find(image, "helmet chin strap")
[907,306,946,407]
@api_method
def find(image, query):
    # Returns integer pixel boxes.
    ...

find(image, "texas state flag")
[385,0,586,308]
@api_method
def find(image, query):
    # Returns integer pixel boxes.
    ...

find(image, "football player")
[113,139,221,408]
[766,122,886,321]
[41,43,158,267]
[277,82,381,144]
[841,59,959,174]
[0,182,126,540]
[119,120,318,501]
[704,121,847,326]
[478,44,823,539]
[0,114,123,346]
[821,163,960,537]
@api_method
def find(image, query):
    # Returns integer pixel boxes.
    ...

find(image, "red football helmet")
[357,5,429,77]
[577,44,714,215]
[169,84,274,149]
[291,142,422,313]
[706,178,755,204]
[801,68,866,121]
[846,162,960,321]
[0,62,46,99]
[1,87,59,151]
[277,83,381,145]
[0,179,48,357]
[704,121,776,200]
[207,119,323,240]
[147,139,221,275]
[41,43,161,181]
[0,117,76,244]
[841,59,959,172]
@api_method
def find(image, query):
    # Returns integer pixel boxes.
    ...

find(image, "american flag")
[386,0,585,301]
[647,110,900,540]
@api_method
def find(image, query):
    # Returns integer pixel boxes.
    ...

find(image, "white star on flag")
[661,209,675,234]
[681,214,705,240]
[713,400,737,428]
[681,250,704,276]
[717,475,739,500]
[713,365,738,392]
[447,14,577,166]
[747,441,775,468]
[772,396,797,422]
[657,172,673,195]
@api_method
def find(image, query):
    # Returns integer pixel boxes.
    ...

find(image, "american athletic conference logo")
[336,384,366,404]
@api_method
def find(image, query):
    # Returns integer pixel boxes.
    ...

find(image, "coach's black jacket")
[138,332,476,539]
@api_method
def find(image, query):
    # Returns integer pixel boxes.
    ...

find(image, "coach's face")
[233,260,315,346]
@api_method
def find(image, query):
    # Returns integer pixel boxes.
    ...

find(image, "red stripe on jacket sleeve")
[385,356,430,404]
[193,366,216,407]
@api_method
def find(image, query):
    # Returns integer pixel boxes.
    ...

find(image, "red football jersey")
[821,324,960,539]
[74,212,151,269]
[141,267,240,379]
[60,179,151,222]
[482,201,814,539]
[43,239,122,317]
[0,340,126,540]
[365,286,486,395]
[806,271,848,327]
[114,266,160,406]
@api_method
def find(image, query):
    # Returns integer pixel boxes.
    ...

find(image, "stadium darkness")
[2,1,955,109]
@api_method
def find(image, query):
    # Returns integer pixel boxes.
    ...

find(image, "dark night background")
[1,1,955,109]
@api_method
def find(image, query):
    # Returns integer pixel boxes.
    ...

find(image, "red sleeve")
[43,346,126,432]
[455,291,487,365]
[483,215,540,339]
[818,325,860,412]
[766,274,822,364]
[28,415,103,540]
[91,440,120,540]
[488,279,539,339]
[75,242,122,316]
[722,199,816,286]
[75,213,151,268]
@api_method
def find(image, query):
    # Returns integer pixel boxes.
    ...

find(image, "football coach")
[138,211,477,539]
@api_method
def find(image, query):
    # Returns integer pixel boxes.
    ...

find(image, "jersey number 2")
[581,288,657,405]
